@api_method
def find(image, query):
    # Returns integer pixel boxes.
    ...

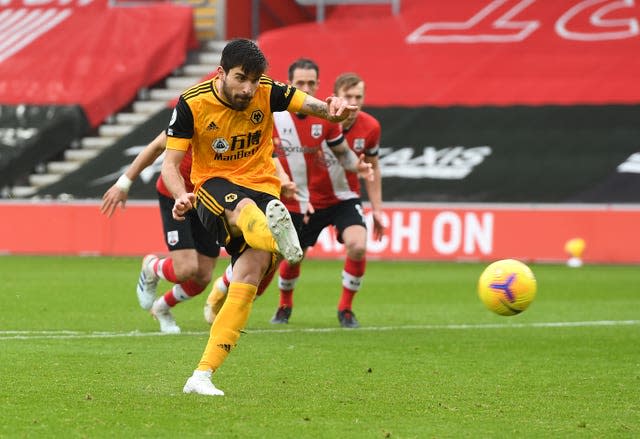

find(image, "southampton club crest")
[212,137,230,154]
[167,230,179,246]
[353,138,366,153]
[311,124,322,139]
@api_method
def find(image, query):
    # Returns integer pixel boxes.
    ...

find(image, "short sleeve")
[269,77,306,113]
[166,96,194,151]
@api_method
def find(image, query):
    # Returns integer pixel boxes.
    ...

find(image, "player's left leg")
[338,225,367,328]
[334,199,368,328]
[184,248,271,396]
[152,250,216,333]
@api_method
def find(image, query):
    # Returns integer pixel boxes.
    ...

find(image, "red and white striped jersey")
[312,110,381,209]
[273,112,344,213]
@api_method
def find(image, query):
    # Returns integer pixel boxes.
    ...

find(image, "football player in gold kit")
[162,38,370,396]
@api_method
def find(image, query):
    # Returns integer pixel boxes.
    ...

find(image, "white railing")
[295,0,401,22]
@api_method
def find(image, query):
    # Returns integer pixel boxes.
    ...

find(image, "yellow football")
[478,259,537,316]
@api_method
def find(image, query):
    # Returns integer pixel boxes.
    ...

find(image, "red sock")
[278,262,300,307]
[163,280,206,307]
[154,257,178,283]
[338,257,366,311]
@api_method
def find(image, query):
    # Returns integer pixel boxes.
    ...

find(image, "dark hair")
[334,72,364,95]
[221,38,268,77]
[288,58,319,81]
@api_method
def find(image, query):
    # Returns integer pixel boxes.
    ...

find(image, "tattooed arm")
[298,94,358,123]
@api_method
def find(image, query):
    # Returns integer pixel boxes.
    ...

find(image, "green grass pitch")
[1,255,638,438]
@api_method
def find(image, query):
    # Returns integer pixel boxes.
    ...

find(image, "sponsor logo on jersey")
[167,230,179,246]
[311,124,322,139]
[210,130,263,161]
[206,120,219,130]
[212,138,230,153]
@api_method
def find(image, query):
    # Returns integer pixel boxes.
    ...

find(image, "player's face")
[336,81,365,123]
[219,66,261,111]
[290,68,318,96]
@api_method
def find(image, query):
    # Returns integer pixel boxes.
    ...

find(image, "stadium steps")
[10,39,224,199]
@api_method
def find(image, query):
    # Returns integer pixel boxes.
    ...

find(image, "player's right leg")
[271,261,297,324]
[197,178,302,264]
[265,199,303,264]
[150,249,202,334]
[137,193,184,310]
[270,212,305,324]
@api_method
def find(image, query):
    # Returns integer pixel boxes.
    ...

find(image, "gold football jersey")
[166,75,305,197]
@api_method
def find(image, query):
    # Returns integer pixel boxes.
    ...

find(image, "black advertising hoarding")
[35,109,172,199]
[0,105,88,188]
[367,105,640,203]
[34,105,640,203]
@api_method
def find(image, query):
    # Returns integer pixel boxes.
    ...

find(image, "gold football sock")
[236,203,278,252]
[197,282,257,371]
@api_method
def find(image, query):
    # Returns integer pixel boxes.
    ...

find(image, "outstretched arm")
[100,131,167,217]
[298,94,358,124]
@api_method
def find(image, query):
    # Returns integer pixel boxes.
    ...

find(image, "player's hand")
[172,193,196,221]
[326,96,357,122]
[356,154,374,181]
[303,202,315,224]
[100,185,128,218]
[280,180,298,201]
[371,210,386,241]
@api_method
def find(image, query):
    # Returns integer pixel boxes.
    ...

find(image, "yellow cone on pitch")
[564,238,585,267]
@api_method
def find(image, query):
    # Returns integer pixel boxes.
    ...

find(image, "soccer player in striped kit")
[271,70,385,328]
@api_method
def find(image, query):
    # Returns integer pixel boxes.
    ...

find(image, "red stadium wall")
[225,0,313,39]
[1,202,638,264]
[258,0,640,106]
[0,0,196,127]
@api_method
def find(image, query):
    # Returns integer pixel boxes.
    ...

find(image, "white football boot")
[136,254,159,310]
[266,199,303,264]
[151,298,181,334]
[183,370,224,396]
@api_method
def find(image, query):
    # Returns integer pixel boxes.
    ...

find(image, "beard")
[221,79,252,111]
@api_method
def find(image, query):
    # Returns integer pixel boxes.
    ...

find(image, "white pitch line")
[1,320,638,340]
